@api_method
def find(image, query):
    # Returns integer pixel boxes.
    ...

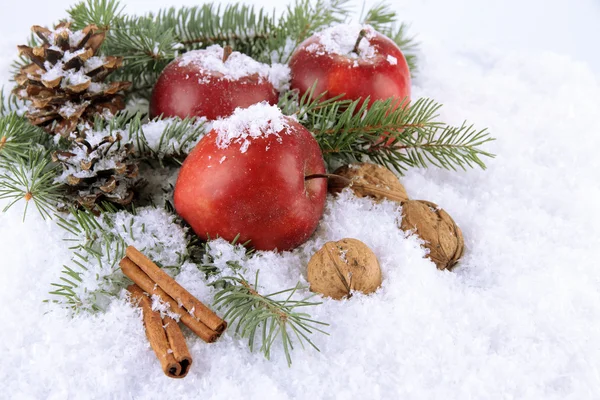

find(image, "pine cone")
[53,129,139,207]
[13,22,131,138]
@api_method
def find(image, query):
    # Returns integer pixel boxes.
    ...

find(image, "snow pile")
[213,102,291,153]
[178,45,290,91]
[306,24,377,61]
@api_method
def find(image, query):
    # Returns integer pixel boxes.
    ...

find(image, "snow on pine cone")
[53,128,139,207]
[13,22,131,138]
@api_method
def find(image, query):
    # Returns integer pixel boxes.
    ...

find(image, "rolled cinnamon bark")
[126,246,227,333]
[163,316,192,377]
[121,257,219,343]
[128,284,192,378]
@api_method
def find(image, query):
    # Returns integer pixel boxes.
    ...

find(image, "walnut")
[399,200,464,270]
[307,238,382,300]
[328,163,409,203]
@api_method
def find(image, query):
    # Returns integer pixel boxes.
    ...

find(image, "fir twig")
[0,148,62,220]
[132,116,207,161]
[66,0,355,96]
[286,86,495,173]
[212,272,328,366]
[0,113,47,161]
[50,206,128,312]
[68,0,125,30]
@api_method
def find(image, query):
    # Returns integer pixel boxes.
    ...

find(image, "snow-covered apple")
[173,102,327,251]
[150,45,288,120]
[289,24,411,108]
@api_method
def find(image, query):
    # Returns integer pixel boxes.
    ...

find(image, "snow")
[307,23,377,61]
[83,56,106,72]
[213,102,291,153]
[139,117,208,157]
[2,1,600,399]
[178,45,290,91]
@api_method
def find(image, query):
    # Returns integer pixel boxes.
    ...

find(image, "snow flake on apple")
[306,23,377,61]
[178,45,290,91]
[213,102,292,153]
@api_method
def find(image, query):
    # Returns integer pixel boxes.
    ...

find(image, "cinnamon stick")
[128,284,192,378]
[126,246,227,333]
[163,316,192,377]
[120,257,219,343]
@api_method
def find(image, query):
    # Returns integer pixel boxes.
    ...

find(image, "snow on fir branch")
[66,0,416,98]
[50,205,189,312]
[50,205,328,365]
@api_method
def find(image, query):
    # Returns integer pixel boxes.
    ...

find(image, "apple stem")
[222,45,233,63]
[352,30,368,55]
[305,173,351,185]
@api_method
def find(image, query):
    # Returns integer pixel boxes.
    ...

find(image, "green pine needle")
[212,272,329,366]
[0,148,62,220]
[68,0,125,30]
[285,85,495,173]
[0,113,47,161]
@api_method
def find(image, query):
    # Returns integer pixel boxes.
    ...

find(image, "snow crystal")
[88,82,107,93]
[41,61,65,82]
[84,56,106,73]
[110,207,188,267]
[178,45,268,81]
[62,69,91,87]
[308,23,377,61]
[212,102,290,153]
[58,102,77,118]
[267,63,291,92]
[63,48,87,62]
[68,29,86,47]
[138,117,208,157]
[387,55,398,65]
[150,294,181,321]
[177,45,290,91]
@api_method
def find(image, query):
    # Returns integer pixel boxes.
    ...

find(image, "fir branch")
[0,148,62,220]
[132,117,207,161]
[273,0,351,63]
[0,88,21,116]
[0,113,47,161]
[192,238,328,366]
[213,272,328,366]
[155,3,276,54]
[68,0,125,31]
[287,86,494,173]
[50,205,129,312]
[66,0,355,95]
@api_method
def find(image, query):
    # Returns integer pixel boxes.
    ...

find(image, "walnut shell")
[328,163,409,203]
[399,200,464,270]
[307,238,382,300]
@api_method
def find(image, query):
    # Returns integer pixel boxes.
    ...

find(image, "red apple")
[150,45,282,120]
[289,24,411,109]
[174,103,327,251]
